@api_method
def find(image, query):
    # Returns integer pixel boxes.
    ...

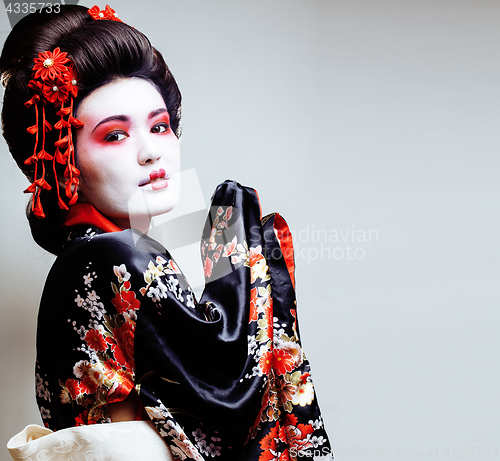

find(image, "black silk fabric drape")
[36,181,331,460]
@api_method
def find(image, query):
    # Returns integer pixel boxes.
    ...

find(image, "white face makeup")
[75,78,181,232]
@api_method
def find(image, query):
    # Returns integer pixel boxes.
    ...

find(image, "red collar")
[64,203,122,233]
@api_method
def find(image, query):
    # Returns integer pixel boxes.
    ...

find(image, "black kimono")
[35,181,332,460]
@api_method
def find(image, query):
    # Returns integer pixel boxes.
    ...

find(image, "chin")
[128,186,180,219]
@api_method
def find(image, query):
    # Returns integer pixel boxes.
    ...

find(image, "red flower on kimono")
[111,289,141,314]
[273,348,295,375]
[103,358,122,380]
[108,322,135,370]
[80,376,98,394]
[249,287,259,323]
[65,378,81,400]
[259,350,273,375]
[32,47,69,81]
[75,409,89,426]
[279,451,291,461]
[283,414,315,452]
[259,423,280,461]
[85,329,107,352]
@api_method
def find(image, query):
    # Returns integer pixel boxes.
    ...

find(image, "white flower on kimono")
[88,362,106,386]
[250,363,261,377]
[279,341,304,368]
[113,264,131,283]
[249,246,270,284]
[309,417,324,430]
[88,301,105,320]
[192,428,206,442]
[156,256,167,265]
[87,290,99,302]
[166,276,184,302]
[197,439,222,457]
[156,281,168,298]
[247,335,258,355]
[76,326,86,340]
[147,261,164,279]
[73,360,91,379]
[310,435,327,448]
[40,406,51,419]
[83,273,93,286]
[205,443,222,457]
[292,379,315,407]
[186,290,195,309]
[172,431,204,461]
[166,276,179,293]
[147,286,161,303]
[75,294,85,307]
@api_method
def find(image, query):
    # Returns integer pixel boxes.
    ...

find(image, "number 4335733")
[5,3,61,14]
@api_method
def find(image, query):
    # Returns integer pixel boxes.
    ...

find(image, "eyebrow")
[92,108,169,133]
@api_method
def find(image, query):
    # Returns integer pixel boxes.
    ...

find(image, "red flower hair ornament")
[23,5,123,218]
[87,4,122,22]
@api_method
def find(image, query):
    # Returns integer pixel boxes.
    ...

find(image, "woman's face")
[75,78,181,231]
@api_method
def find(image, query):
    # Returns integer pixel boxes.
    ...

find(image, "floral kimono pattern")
[35,181,331,460]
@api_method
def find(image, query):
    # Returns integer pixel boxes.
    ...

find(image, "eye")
[151,122,170,134]
[104,131,128,142]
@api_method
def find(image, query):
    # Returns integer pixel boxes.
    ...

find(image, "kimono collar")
[64,203,122,233]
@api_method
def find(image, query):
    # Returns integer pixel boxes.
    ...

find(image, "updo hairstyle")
[0,5,182,254]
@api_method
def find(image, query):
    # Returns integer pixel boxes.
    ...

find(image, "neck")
[113,215,152,235]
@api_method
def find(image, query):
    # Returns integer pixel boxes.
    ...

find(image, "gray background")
[1,0,499,459]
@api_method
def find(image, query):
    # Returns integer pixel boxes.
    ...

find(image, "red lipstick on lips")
[141,168,168,190]
[150,169,166,181]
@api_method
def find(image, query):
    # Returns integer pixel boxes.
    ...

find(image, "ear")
[57,177,88,203]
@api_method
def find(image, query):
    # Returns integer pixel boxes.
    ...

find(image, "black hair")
[0,5,182,254]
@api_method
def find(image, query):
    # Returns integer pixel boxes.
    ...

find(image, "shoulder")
[63,227,166,257]
[51,227,167,273]
[39,227,169,318]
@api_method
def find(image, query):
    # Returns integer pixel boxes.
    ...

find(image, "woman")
[1,4,331,460]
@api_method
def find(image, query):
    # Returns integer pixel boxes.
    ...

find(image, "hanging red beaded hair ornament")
[23,5,122,219]
[24,48,83,218]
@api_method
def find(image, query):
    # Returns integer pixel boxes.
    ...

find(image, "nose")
[137,133,162,165]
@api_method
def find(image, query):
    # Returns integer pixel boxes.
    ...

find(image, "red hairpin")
[24,47,84,219]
